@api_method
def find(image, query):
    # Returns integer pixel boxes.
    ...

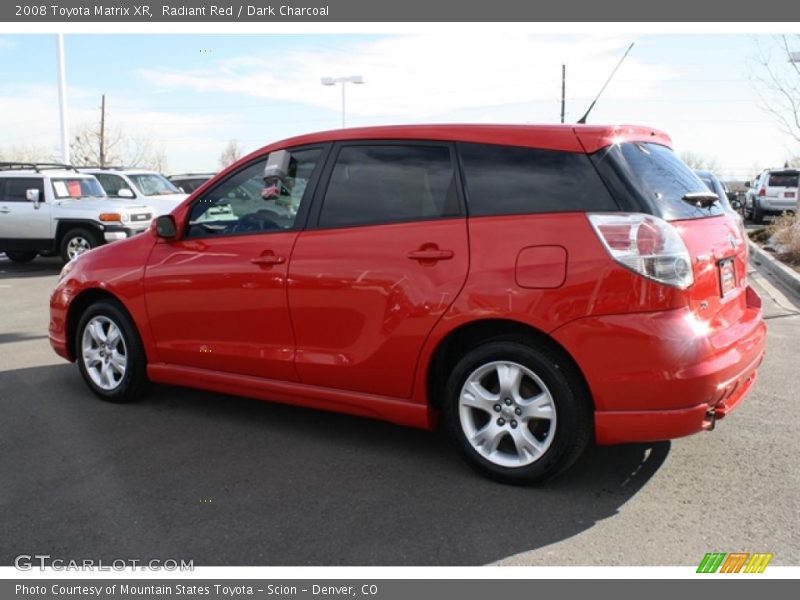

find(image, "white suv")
[81,167,188,216]
[744,168,799,224]
[0,163,154,263]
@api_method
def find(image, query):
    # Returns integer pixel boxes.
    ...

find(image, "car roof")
[242,123,672,158]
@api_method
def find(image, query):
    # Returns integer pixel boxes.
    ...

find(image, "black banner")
[2,0,796,22]
[4,579,797,600]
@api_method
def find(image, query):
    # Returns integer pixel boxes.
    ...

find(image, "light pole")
[56,34,70,164]
[321,75,364,128]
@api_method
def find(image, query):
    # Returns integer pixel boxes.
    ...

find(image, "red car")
[49,124,766,484]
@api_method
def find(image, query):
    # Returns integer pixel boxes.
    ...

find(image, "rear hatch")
[764,170,798,209]
[595,141,748,325]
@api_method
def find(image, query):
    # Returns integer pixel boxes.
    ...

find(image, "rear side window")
[458,143,618,216]
[611,142,725,220]
[3,178,43,202]
[767,172,799,188]
[318,144,459,228]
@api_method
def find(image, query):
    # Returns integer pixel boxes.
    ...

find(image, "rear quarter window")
[458,142,618,217]
[599,142,725,220]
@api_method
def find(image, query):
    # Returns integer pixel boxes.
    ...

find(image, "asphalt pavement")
[0,255,798,566]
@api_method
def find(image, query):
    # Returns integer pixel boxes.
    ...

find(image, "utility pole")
[99,94,106,167]
[560,64,566,124]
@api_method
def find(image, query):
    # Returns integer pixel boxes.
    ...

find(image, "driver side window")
[186,147,322,238]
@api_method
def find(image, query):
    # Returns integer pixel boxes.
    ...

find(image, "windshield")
[128,173,181,196]
[607,142,726,220]
[51,178,106,199]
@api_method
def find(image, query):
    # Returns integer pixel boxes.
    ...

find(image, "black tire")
[752,201,764,225]
[60,227,101,263]
[75,299,147,403]
[4,251,37,263]
[443,336,592,485]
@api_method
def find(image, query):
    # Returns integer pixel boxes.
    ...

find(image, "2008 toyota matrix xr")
[49,124,767,484]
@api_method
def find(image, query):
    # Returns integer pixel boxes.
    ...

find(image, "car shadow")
[0,256,62,279]
[0,363,669,566]
[0,332,49,345]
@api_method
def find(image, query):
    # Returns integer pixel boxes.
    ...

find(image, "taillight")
[758,187,766,196]
[588,213,694,289]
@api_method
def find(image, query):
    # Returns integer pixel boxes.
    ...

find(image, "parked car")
[0,162,154,263]
[168,172,215,194]
[80,167,187,216]
[50,125,766,484]
[744,168,799,224]
[694,169,737,214]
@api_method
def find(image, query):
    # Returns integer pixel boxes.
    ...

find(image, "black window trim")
[180,142,332,241]
[307,140,467,231]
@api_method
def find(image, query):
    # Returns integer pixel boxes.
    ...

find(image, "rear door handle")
[250,253,286,266]
[407,248,454,261]
[0,208,10,214]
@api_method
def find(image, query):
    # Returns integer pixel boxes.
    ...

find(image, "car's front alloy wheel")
[81,315,128,391]
[76,300,147,403]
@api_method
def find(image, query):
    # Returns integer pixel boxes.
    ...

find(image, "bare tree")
[219,140,242,168]
[784,155,800,168]
[0,143,59,163]
[750,35,800,144]
[680,151,722,173]
[70,122,168,171]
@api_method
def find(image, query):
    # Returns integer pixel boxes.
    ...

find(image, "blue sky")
[0,33,797,177]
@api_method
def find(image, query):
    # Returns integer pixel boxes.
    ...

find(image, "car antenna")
[576,42,635,125]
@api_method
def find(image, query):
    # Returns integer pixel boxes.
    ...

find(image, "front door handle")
[407,248,454,261]
[250,253,286,266]
[0,208,10,214]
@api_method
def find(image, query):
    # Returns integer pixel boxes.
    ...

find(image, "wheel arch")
[55,220,104,247]
[424,318,595,413]
[66,288,136,361]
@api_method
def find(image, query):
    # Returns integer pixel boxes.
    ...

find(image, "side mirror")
[731,199,742,210]
[155,215,177,240]
[744,181,751,189]
[118,188,135,198]
[26,189,41,209]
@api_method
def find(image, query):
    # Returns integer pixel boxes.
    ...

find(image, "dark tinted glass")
[3,178,43,202]
[318,145,458,228]
[95,173,128,196]
[458,143,618,216]
[767,172,799,187]
[615,142,724,220]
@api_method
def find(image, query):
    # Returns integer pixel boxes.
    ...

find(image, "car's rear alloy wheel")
[458,360,557,468]
[76,300,147,403]
[4,251,37,263]
[444,338,592,484]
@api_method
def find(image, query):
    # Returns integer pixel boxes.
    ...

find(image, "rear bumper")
[594,350,762,444]
[552,286,767,445]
